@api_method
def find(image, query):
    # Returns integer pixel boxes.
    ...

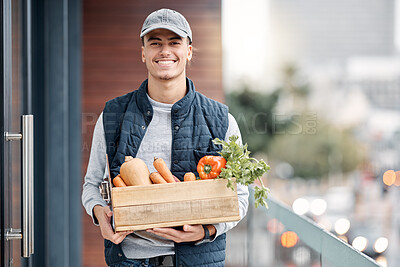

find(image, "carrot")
[153,157,175,183]
[184,172,196,182]
[150,172,167,184]
[113,175,127,187]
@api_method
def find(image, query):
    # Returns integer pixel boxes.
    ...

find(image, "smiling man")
[142,28,192,104]
[82,8,249,267]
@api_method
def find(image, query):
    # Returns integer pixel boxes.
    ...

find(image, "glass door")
[1,0,34,266]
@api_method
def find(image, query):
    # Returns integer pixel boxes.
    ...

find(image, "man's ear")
[141,46,145,63]
[187,45,193,61]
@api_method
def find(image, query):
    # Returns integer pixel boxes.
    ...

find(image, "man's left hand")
[146,224,215,243]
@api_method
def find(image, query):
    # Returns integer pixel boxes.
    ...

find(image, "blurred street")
[223,0,400,266]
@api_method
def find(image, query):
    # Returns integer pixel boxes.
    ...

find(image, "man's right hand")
[93,205,134,244]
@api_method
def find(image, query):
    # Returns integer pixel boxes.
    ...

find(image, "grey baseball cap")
[140,8,192,43]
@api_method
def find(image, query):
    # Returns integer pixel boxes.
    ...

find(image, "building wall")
[82,1,223,266]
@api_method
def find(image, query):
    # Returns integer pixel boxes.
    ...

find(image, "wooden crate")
[110,179,240,232]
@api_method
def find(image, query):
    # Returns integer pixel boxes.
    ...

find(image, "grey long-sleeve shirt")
[81,96,249,259]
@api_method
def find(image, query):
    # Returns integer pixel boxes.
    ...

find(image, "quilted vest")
[103,78,229,266]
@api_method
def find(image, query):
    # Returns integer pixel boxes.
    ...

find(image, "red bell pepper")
[197,156,226,180]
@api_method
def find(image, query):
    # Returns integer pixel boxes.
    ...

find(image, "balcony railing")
[226,189,382,267]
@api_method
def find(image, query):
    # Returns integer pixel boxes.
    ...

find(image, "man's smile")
[155,59,177,66]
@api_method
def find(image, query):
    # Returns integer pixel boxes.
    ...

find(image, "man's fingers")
[147,225,205,243]
[183,224,198,232]
[101,206,113,218]
[122,230,134,236]
[101,225,115,240]
[147,229,178,242]
[99,220,130,242]
[151,228,181,236]
[112,235,125,245]
[111,231,133,244]
[152,227,171,233]
[147,227,194,243]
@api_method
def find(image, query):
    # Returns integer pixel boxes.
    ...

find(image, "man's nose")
[160,47,171,56]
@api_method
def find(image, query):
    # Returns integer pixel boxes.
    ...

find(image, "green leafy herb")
[213,135,271,208]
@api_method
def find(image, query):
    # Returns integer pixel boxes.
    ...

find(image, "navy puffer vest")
[103,78,229,266]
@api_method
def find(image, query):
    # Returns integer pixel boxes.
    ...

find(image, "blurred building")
[266,1,400,266]
[223,0,398,90]
[268,0,396,67]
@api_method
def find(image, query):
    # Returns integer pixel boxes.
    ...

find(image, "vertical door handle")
[4,115,34,257]
[21,115,34,257]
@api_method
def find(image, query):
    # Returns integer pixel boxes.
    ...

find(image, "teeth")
[158,60,174,65]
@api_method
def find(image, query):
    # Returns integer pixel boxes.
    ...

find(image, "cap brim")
[140,24,190,40]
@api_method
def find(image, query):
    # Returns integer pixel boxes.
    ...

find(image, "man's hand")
[146,224,216,243]
[93,205,133,244]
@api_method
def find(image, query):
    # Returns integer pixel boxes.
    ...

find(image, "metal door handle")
[5,115,34,257]
[22,115,34,257]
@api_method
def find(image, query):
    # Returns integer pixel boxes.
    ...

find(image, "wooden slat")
[112,179,237,207]
[116,216,241,232]
[114,196,240,231]
[114,197,239,225]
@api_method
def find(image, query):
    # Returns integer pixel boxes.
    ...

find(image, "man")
[82,8,249,267]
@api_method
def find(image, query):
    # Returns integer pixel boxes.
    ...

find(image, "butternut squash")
[120,156,151,186]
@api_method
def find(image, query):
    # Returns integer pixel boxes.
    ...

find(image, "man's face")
[142,29,192,81]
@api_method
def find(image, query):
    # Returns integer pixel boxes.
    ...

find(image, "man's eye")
[171,42,181,45]
[150,42,160,46]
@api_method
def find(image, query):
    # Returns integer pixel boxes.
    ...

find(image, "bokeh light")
[334,218,351,235]
[383,170,396,186]
[281,231,299,248]
[352,236,368,252]
[394,171,400,186]
[374,237,389,253]
[310,198,327,216]
[375,256,387,267]
[267,218,285,234]
[292,246,311,266]
[292,198,309,215]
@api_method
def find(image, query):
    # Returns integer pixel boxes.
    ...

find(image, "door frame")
[1,0,16,265]
[2,0,83,265]
[1,0,34,265]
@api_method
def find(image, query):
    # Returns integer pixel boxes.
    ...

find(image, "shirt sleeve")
[197,113,250,244]
[81,112,108,225]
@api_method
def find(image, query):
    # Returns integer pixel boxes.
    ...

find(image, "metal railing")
[226,190,381,267]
